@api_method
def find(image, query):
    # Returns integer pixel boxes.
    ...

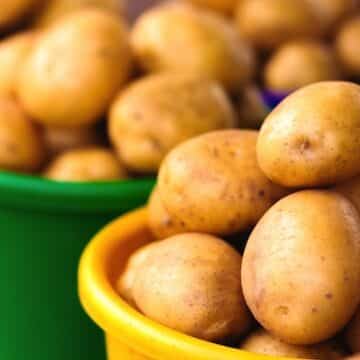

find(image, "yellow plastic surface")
[78,208,299,360]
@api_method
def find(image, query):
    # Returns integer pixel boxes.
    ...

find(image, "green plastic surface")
[0,171,155,360]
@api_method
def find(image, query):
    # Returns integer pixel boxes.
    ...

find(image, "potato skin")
[242,190,360,345]
[43,125,99,157]
[131,4,255,92]
[0,32,37,97]
[240,329,345,359]
[344,355,360,360]
[264,41,341,92]
[148,186,186,239]
[257,82,360,188]
[34,0,125,27]
[235,0,319,50]
[18,9,132,127]
[125,233,252,341]
[237,85,269,129]
[0,97,45,172]
[346,308,360,353]
[185,0,237,14]
[0,0,40,28]
[307,0,357,33]
[43,147,127,182]
[109,73,236,173]
[117,241,159,307]
[335,176,360,213]
[158,130,288,236]
[336,16,360,76]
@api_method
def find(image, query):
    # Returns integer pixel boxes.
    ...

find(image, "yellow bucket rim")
[78,207,298,360]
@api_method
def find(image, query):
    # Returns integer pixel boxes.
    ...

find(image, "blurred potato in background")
[0,0,42,29]
[131,3,256,92]
[264,40,341,92]
[43,147,127,182]
[18,9,132,127]
[34,0,126,27]
[0,31,38,97]
[109,73,236,173]
[235,0,320,50]
[306,0,357,34]
[336,15,360,77]
[0,97,45,173]
[186,0,237,14]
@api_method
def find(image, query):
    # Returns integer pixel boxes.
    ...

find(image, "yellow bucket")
[78,208,293,360]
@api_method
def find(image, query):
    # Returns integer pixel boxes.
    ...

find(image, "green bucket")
[0,171,155,360]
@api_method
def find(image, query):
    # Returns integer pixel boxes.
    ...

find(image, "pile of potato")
[235,0,360,93]
[0,0,261,182]
[2,0,360,182]
[118,81,360,360]
[187,0,360,93]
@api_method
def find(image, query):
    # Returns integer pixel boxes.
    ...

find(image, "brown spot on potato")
[325,293,333,299]
[294,137,312,154]
[5,142,18,153]
[276,305,289,316]
[254,287,265,311]
[162,218,173,227]
[299,139,310,152]
[212,147,219,157]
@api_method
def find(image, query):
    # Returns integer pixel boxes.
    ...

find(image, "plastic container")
[79,208,292,360]
[0,171,154,360]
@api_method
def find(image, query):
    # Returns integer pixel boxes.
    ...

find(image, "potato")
[131,4,255,92]
[264,41,341,92]
[109,73,236,173]
[0,32,37,97]
[235,0,320,50]
[0,97,44,172]
[158,130,288,236]
[44,125,99,157]
[346,308,360,353]
[43,147,127,182]
[257,82,360,188]
[335,176,360,213]
[237,85,269,129]
[148,186,185,239]
[117,241,159,306]
[345,355,360,360]
[336,16,360,76]
[240,329,345,359]
[0,0,40,28]
[306,0,356,33]
[17,9,132,127]
[185,0,237,14]
[242,190,360,345]
[34,0,125,27]
[119,233,252,341]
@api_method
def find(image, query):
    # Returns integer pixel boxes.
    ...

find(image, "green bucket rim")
[0,171,155,214]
